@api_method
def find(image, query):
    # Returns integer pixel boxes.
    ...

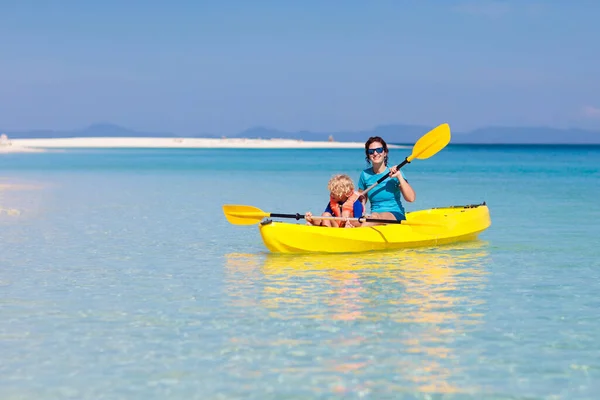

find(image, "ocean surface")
[1,145,599,399]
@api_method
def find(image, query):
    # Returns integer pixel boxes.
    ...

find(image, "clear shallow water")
[1,146,599,399]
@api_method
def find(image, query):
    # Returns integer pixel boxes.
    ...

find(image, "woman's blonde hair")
[328,174,355,198]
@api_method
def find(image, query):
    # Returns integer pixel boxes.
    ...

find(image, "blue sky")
[1,0,599,134]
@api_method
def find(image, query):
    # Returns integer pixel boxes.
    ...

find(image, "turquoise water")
[1,146,599,399]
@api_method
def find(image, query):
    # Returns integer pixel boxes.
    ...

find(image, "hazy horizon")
[3,121,600,144]
[3,120,600,135]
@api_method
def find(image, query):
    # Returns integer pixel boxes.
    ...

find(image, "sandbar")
[6,137,407,150]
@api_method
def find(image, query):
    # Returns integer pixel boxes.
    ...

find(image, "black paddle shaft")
[271,213,305,220]
[270,155,412,225]
[374,157,410,186]
[270,159,412,222]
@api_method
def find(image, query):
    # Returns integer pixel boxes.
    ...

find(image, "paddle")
[362,122,451,196]
[223,204,442,226]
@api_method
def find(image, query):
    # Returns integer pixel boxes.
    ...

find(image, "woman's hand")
[390,165,408,186]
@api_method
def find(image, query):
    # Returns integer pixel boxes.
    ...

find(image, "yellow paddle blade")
[407,123,451,162]
[223,204,269,225]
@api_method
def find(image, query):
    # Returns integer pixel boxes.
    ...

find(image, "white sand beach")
[0,134,44,153]
[4,137,407,151]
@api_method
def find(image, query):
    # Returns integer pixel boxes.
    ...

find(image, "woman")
[358,136,415,226]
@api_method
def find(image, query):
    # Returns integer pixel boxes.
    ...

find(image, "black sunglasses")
[367,147,384,155]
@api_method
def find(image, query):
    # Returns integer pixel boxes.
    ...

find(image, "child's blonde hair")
[328,174,355,198]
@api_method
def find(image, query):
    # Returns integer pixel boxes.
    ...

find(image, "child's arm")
[343,200,363,228]
[305,211,320,226]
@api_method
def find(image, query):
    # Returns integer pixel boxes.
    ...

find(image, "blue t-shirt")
[324,200,364,218]
[358,167,407,217]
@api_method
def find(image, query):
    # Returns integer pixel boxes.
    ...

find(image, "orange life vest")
[329,191,363,227]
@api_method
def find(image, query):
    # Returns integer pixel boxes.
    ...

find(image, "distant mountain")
[455,126,600,144]
[2,123,600,144]
[3,123,185,139]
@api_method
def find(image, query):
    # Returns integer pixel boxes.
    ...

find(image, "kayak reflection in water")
[358,136,416,226]
[305,174,365,228]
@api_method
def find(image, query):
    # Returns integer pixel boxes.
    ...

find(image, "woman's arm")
[397,175,415,202]
[389,166,415,203]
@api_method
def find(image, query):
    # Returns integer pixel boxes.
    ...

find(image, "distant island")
[2,122,600,144]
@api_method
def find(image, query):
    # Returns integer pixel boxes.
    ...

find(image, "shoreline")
[4,137,408,152]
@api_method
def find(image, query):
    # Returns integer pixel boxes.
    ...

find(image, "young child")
[305,174,365,228]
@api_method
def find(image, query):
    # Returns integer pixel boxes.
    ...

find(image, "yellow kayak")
[258,203,491,254]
